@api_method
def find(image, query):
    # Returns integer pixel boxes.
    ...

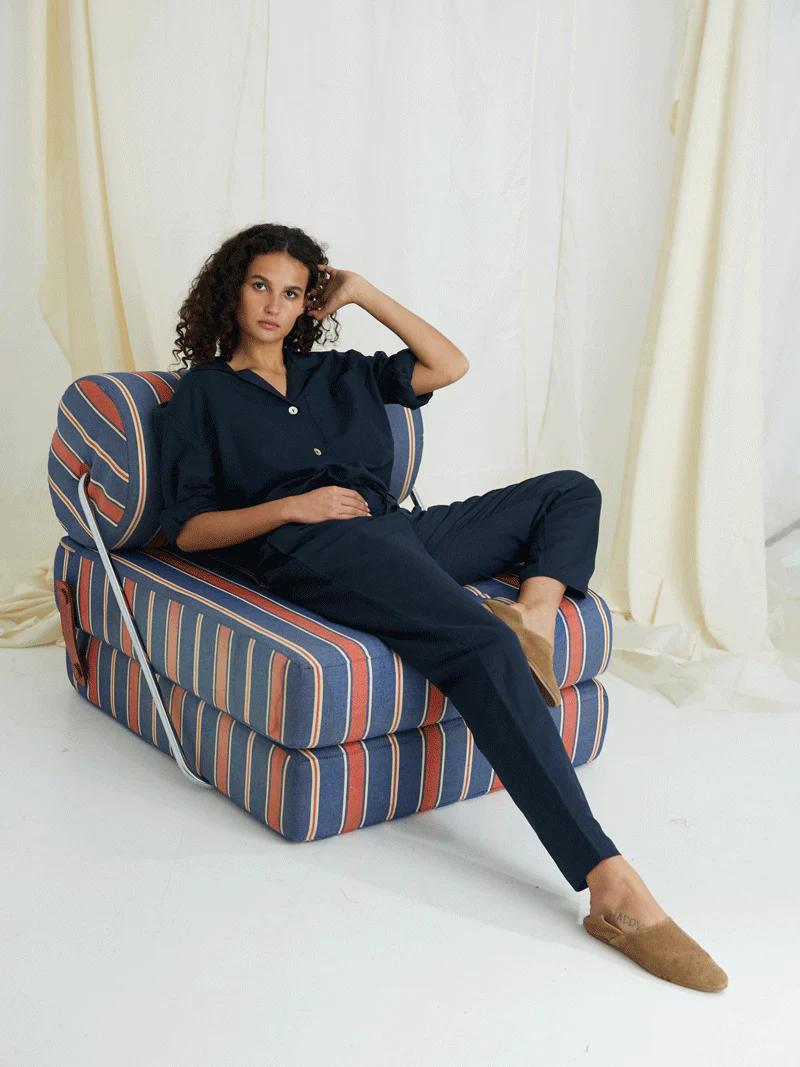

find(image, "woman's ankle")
[585,856,668,926]
[585,854,633,890]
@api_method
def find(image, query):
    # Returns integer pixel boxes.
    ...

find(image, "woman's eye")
[251,283,297,297]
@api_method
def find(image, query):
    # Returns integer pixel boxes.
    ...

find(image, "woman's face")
[237,251,312,346]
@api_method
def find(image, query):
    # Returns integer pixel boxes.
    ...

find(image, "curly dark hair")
[169,223,342,370]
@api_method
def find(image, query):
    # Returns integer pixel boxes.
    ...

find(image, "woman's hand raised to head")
[305,264,364,320]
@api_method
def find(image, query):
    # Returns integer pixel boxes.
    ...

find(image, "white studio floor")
[1,642,798,1067]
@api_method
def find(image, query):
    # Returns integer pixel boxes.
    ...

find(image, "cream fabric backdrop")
[1,0,798,713]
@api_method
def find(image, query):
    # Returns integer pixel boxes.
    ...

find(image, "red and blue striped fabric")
[54,537,612,751]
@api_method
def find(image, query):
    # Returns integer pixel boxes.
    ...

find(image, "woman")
[159,222,727,992]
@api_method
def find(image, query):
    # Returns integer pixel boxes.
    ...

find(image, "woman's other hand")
[289,486,372,523]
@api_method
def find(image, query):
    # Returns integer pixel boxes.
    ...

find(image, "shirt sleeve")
[156,401,220,549]
[363,347,434,409]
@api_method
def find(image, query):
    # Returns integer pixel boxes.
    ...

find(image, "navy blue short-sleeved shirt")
[155,345,433,575]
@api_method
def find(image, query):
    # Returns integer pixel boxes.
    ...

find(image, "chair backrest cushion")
[48,367,426,551]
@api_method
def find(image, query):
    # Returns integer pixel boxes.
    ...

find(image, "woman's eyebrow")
[248,274,303,289]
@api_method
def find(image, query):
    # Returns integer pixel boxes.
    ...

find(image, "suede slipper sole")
[583,913,728,992]
[481,597,561,707]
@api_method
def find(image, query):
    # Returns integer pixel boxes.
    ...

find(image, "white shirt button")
[288,405,298,414]
[313,447,322,455]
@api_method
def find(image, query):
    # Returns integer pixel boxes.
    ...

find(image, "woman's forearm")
[351,278,468,382]
[176,495,299,553]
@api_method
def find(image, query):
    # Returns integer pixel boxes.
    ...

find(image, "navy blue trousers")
[257,471,621,891]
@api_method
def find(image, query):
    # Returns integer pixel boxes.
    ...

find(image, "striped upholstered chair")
[48,367,614,841]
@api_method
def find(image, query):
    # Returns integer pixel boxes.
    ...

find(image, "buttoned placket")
[228,359,330,462]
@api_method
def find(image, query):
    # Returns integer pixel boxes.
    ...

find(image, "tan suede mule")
[481,597,561,707]
[582,912,729,992]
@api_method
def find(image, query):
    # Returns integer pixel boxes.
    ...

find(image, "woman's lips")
[258,321,279,330]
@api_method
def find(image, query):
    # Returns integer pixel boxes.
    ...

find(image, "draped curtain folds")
[3,0,798,712]
[594,0,799,708]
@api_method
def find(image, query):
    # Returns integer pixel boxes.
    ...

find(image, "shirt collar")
[209,344,320,372]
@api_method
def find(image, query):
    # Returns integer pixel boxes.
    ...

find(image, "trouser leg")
[405,470,602,598]
[259,511,619,892]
